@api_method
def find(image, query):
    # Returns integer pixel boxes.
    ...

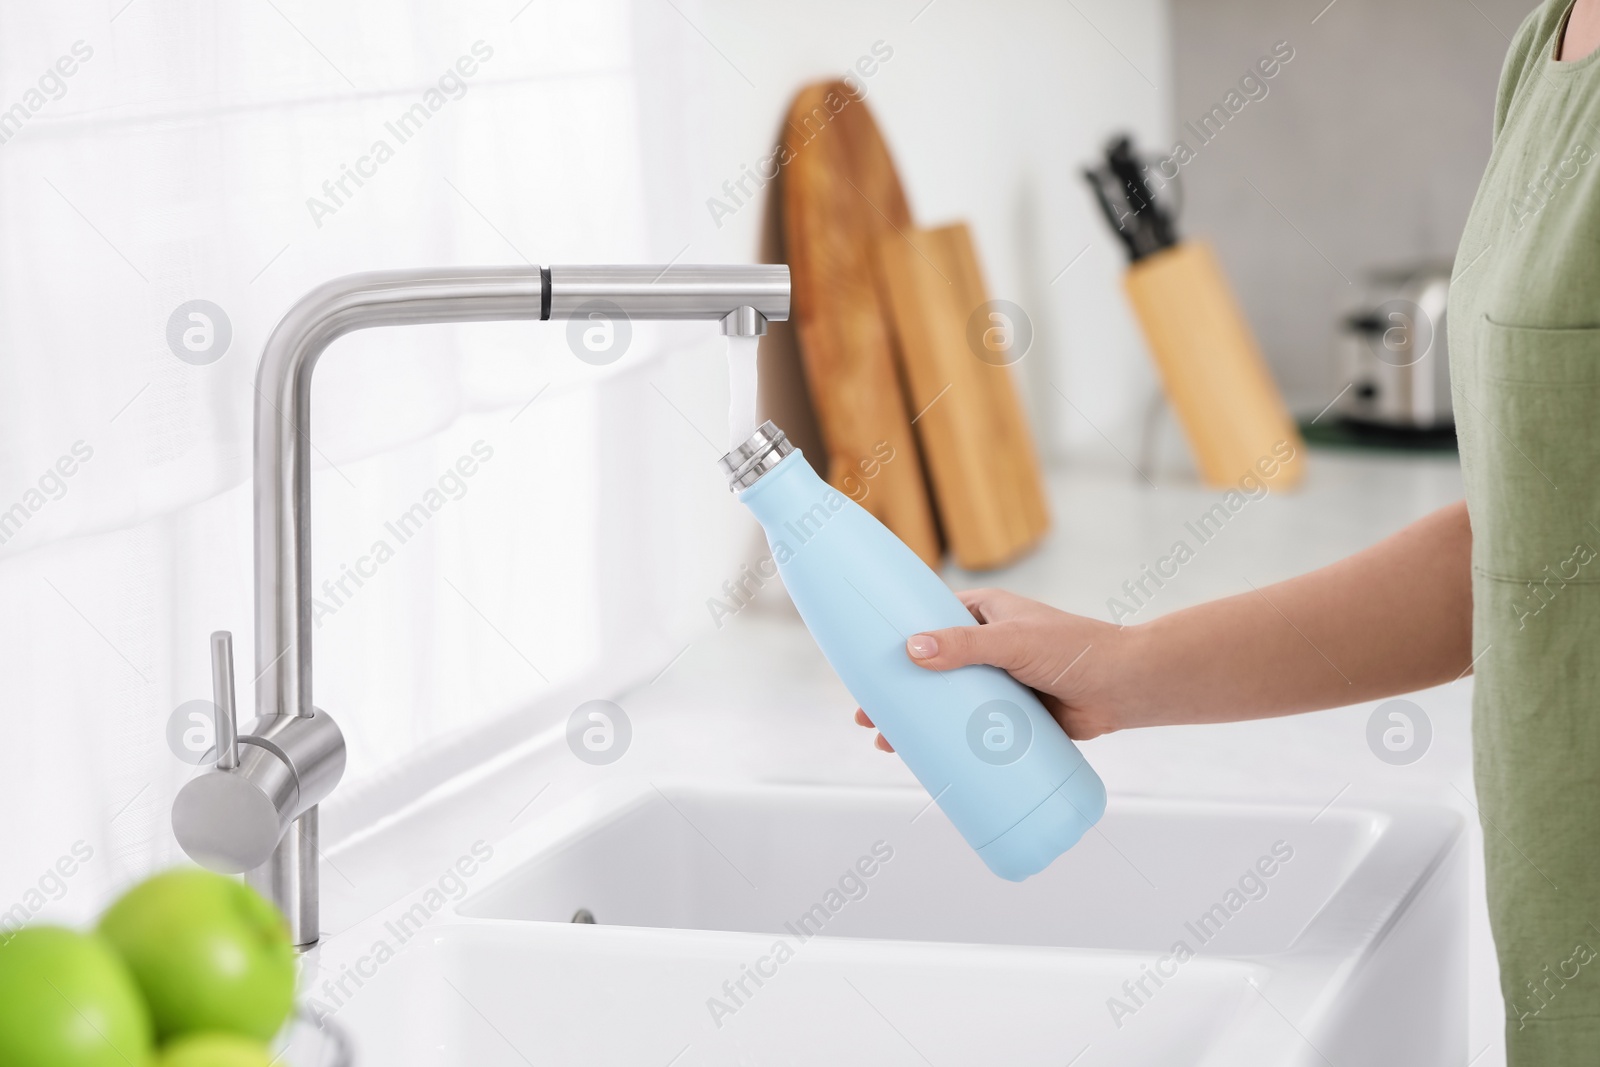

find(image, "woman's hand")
[853,587,1153,750]
[855,502,1475,753]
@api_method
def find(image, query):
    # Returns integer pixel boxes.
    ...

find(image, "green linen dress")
[1451,1,1600,1059]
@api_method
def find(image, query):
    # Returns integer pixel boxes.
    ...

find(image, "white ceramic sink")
[463,783,1372,954]
[315,782,1467,1065]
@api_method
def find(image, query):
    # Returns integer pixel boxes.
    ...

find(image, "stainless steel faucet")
[172,265,790,947]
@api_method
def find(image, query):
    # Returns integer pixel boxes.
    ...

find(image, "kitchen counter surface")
[315,446,1499,1063]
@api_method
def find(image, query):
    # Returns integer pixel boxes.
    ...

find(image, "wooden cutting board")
[778,80,942,567]
[873,222,1051,569]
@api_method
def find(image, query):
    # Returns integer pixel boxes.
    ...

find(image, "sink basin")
[325,919,1261,1065]
[316,782,1467,1065]
[464,783,1369,955]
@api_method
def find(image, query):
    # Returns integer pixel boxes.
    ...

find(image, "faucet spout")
[254,268,547,724]
[255,265,789,725]
[176,263,790,947]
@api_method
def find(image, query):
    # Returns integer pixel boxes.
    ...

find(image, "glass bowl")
[271,1009,354,1066]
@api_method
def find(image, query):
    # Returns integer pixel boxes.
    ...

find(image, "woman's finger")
[853,708,893,750]
[906,620,1032,674]
[956,586,1005,623]
[959,586,1040,623]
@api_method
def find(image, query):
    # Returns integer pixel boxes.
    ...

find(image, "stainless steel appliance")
[1335,262,1453,430]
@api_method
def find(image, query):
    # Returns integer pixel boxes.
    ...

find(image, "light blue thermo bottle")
[720,422,1105,880]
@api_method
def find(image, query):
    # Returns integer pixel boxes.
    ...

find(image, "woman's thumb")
[906,623,1023,673]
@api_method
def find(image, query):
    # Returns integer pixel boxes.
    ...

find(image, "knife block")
[1123,241,1305,490]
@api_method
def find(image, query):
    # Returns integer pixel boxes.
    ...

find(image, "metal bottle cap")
[718,420,794,491]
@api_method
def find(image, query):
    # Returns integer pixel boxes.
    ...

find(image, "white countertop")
[316,446,1499,1064]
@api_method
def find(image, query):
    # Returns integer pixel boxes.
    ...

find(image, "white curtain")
[0,0,748,921]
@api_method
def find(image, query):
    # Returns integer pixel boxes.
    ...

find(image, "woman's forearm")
[1124,501,1474,727]
[860,501,1475,744]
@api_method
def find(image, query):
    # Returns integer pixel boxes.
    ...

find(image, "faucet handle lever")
[209,630,239,771]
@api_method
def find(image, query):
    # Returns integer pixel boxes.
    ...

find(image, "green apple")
[99,869,295,1042]
[0,925,153,1067]
[153,1032,276,1067]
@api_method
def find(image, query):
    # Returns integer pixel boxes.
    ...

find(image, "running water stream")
[726,333,760,450]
